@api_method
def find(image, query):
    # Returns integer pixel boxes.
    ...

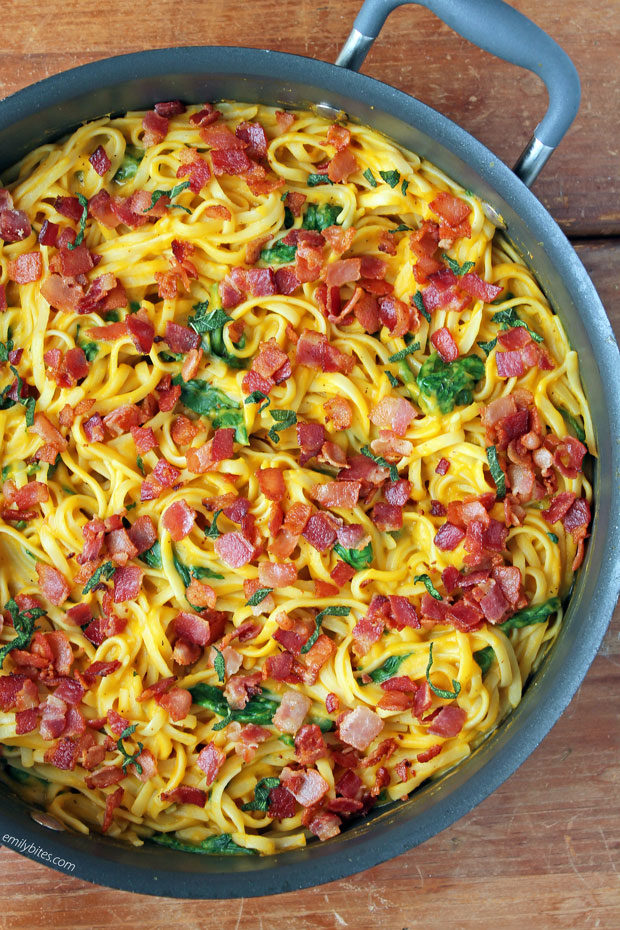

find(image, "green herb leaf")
[365,652,413,684]
[189,684,280,726]
[82,560,115,595]
[267,408,297,444]
[401,179,409,196]
[412,291,430,323]
[246,587,273,607]
[300,605,350,655]
[307,173,333,187]
[388,342,420,363]
[145,180,191,212]
[491,307,544,342]
[473,646,495,676]
[302,203,341,231]
[0,598,47,667]
[244,390,270,414]
[1,465,10,481]
[116,723,143,775]
[191,565,224,580]
[426,641,461,699]
[9,364,36,425]
[172,377,248,443]
[279,733,295,747]
[136,455,145,476]
[213,647,226,683]
[139,540,162,569]
[67,194,88,250]
[113,147,144,184]
[260,241,297,264]
[241,776,280,812]
[172,549,192,587]
[388,224,412,232]
[151,832,255,856]
[203,508,222,540]
[129,301,142,314]
[158,350,184,363]
[441,253,474,277]
[379,170,400,188]
[417,352,485,415]
[559,407,586,443]
[363,168,377,188]
[333,540,373,571]
[188,304,229,335]
[498,596,560,632]
[360,445,398,483]
[386,371,400,388]
[477,338,497,356]
[414,573,442,600]
[547,532,559,544]
[486,445,506,500]
[104,310,120,323]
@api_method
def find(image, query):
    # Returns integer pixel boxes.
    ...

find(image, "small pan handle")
[336,0,580,186]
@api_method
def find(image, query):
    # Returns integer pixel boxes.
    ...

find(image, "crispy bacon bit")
[296,329,354,374]
[81,660,121,686]
[372,502,403,531]
[427,705,467,737]
[112,564,143,603]
[370,397,415,438]
[431,326,459,363]
[388,595,420,630]
[8,252,42,284]
[295,724,328,766]
[157,686,192,721]
[312,480,361,510]
[160,785,206,807]
[352,614,384,656]
[256,467,286,503]
[162,500,196,542]
[434,522,465,551]
[36,562,70,606]
[0,208,31,243]
[280,766,329,807]
[127,314,154,354]
[44,738,78,771]
[273,690,311,734]
[103,404,141,437]
[325,692,340,714]
[339,706,384,751]
[459,273,502,302]
[89,145,111,176]
[258,560,297,589]
[327,148,358,183]
[430,191,471,228]
[142,110,169,147]
[197,742,226,786]
[302,513,338,552]
[268,785,297,820]
[214,531,255,568]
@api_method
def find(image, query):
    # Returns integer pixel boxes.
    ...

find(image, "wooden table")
[1,1,618,926]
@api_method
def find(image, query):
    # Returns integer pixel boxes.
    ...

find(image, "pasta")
[0,100,593,856]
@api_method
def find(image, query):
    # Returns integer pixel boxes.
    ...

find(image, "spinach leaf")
[379,170,400,188]
[9,365,36,426]
[498,597,560,633]
[473,646,495,676]
[0,598,47,667]
[547,532,559,544]
[441,253,474,277]
[113,147,144,184]
[426,642,461,699]
[189,684,280,726]
[362,168,377,188]
[416,352,485,415]
[241,777,280,812]
[151,832,255,856]
[302,203,341,231]
[559,407,586,443]
[365,652,413,684]
[260,241,297,264]
[486,445,506,500]
[491,307,543,343]
[333,540,373,571]
[186,296,247,370]
[82,560,116,595]
[301,606,350,655]
[75,324,99,361]
[360,445,398,483]
[401,179,409,196]
[414,573,442,600]
[67,194,88,250]
[139,540,162,569]
[172,376,248,443]
[477,338,497,356]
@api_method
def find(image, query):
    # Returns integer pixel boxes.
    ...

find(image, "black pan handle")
[336,0,580,186]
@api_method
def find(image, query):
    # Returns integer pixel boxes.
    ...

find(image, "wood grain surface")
[0,1,619,927]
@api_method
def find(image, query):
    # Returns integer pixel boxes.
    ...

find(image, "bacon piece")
[161,785,206,806]
[173,610,217,647]
[223,671,262,711]
[214,531,255,568]
[196,742,226,786]
[257,560,297,589]
[434,522,465,551]
[137,676,176,703]
[428,705,467,737]
[554,436,587,479]
[431,326,459,363]
[0,675,37,711]
[211,148,253,176]
[302,513,338,552]
[54,678,85,705]
[142,110,169,147]
[339,706,384,751]
[125,314,154,354]
[311,480,361,510]
[256,467,285,503]
[272,689,312,735]
[296,421,325,466]
[370,396,415,437]
[267,786,296,820]
[80,660,121,686]
[8,252,42,284]
[294,724,328,766]
[35,562,70,607]
[370,501,402,532]
[377,295,411,337]
[39,695,68,740]
[323,397,353,432]
[43,737,78,771]
[155,100,186,117]
[161,499,195,542]
[478,578,509,622]
[105,528,138,567]
[388,595,420,630]
[102,404,141,438]
[326,258,361,288]
[165,321,200,354]
[112,564,142,603]
[0,209,31,242]
[89,145,111,176]
[495,350,525,378]
[352,614,384,657]
[157,686,192,721]
[562,498,590,538]
[327,148,358,183]
[430,192,470,228]
[459,273,503,302]
[296,329,354,374]
[280,766,329,807]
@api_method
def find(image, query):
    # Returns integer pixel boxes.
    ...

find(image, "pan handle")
[336,0,580,186]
